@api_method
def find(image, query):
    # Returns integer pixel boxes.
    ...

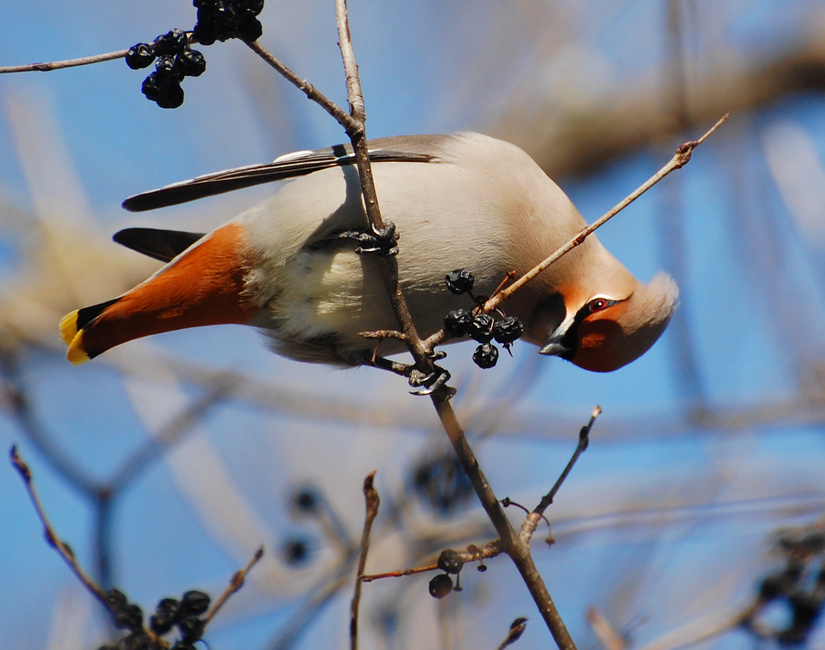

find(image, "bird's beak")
[539,314,576,357]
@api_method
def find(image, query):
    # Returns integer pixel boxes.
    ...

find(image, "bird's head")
[539,272,679,372]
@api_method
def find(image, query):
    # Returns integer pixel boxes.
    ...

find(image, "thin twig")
[245,40,357,132]
[360,540,503,582]
[10,446,110,608]
[0,49,128,74]
[517,407,600,546]
[202,546,265,626]
[360,563,439,582]
[350,471,380,650]
[534,406,601,516]
[497,617,529,650]
[484,114,729,314]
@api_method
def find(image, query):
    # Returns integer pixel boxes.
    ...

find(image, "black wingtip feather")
[113,228,205,263]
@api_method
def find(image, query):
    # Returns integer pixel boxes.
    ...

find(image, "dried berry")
[758,573,785,601]
[106,588,128,609]
[428,573,453,599]
[445,269,474,295]
[444,309,472,337]
[155,55,184,82]
[437,549,464,575]
[789,590,823,626]
[235,14,263,42]
[180,590,210,616]
[292,487,321,514]
[150,611,175,635]
[154,29,189,56]
[142,73,185,109]
[493,316,524,344]
[115,603,143,630]
[174,49,206,77]
[125,43,156,69]
[468,313,494,343]
[177,613,204,638]
[473,343,499,369]
[283,537,311,565]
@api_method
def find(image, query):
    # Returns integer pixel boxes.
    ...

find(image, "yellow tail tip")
[65,332,91,365]
[59,310,79,345]
[59,311,90,365]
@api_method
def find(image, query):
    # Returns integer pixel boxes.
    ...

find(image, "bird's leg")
[358,345,454,400]
[330,221,398,256]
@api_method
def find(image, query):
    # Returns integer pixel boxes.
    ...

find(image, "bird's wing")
[122,135,451,213]
[113,227,206,262]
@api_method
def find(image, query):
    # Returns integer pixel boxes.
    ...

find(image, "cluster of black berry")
[281,486,323,567]
[443,269,524,369]
[193,0,265,45]
[126,30,206,109]
[428,547,487,600]
[98,588,211,650]
[747,528,825,645]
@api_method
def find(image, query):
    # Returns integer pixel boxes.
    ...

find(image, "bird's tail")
[59,222,255,364]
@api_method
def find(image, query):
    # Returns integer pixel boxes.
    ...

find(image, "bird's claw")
[409,366,454,399]
[343,222,399,257]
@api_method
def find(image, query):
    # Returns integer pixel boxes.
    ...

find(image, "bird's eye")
[588,298,610,313]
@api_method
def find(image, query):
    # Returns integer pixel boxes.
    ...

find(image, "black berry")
[177,613,204,638]
[180,590,210,616]
[150,611,175,635]
[473,343,499,369]
[283,537,311,565]
[437,549,464,575]
[174,49,206,77]
[493,316,524,344]
[154,29,189,56]
[468,313,494,343]
[115,603,143,630]
[444,309,472,337]
[292,487,321,514]
[445,269,474,295]
[235,15,263,42]
[789,590,823,627]
[758,573,785,601]
[125,43,156,69]
[428,573,453,599]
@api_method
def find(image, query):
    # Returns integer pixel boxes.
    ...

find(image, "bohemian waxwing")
[59,132,678,372]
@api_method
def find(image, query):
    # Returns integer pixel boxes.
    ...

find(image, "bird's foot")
[340,221,398,256]
[409,366,455,399]
[365,353,454,400]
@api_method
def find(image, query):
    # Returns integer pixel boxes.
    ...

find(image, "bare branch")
[350,471,380,650]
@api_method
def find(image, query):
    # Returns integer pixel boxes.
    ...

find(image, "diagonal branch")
[484,114,729,313]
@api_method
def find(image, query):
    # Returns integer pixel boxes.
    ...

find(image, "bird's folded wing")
[122,135,447,212]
